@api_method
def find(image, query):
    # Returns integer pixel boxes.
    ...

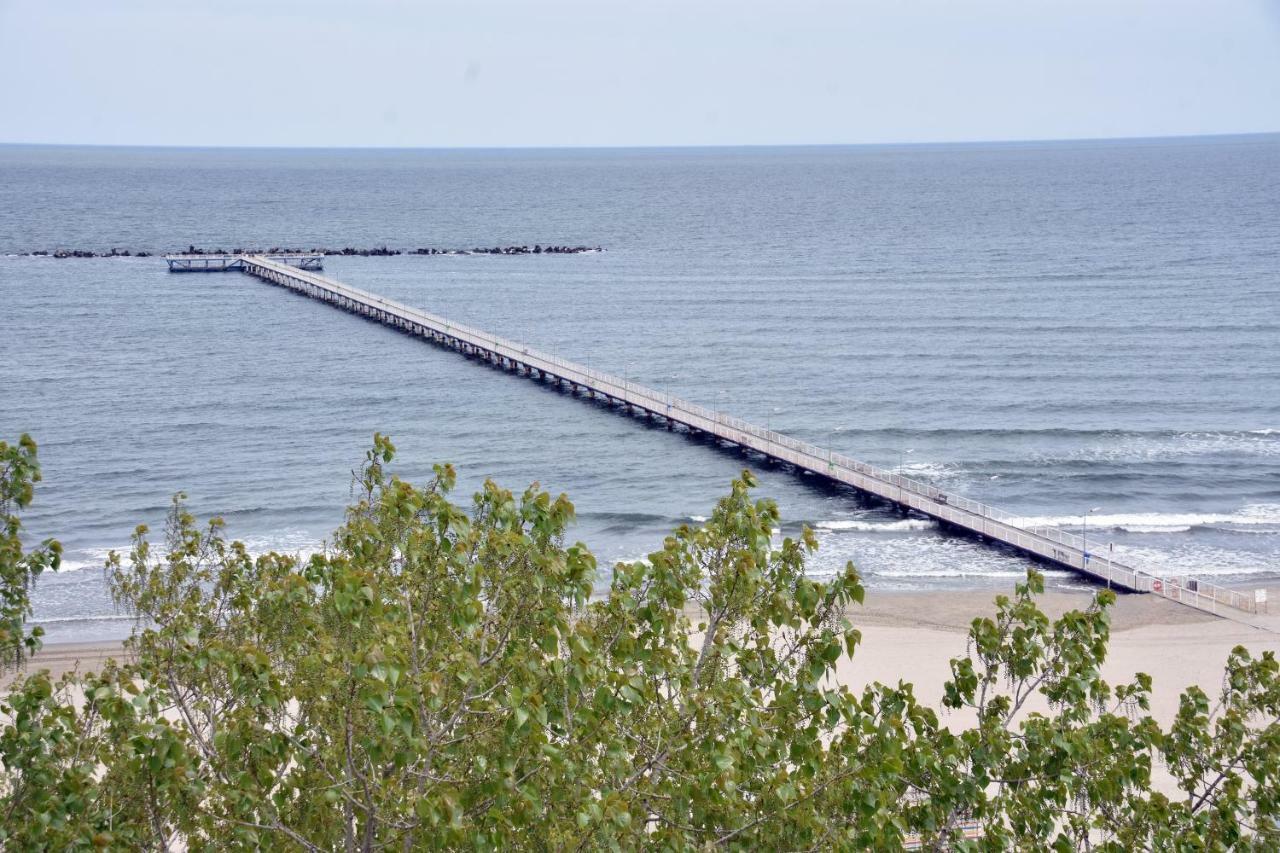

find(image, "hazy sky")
[2,0,1278,147]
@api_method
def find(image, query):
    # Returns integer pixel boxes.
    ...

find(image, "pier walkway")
[207,255,1262,618]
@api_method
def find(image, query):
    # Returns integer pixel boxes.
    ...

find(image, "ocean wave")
[1010,504,1280,534]
[56,531,327,573]
[610,553,653,567]
[814,518,936,533]
[56,548,122,573]
[1115,542,1280,579]
[896,461,957,480]
[29,613,138,625]
[812,426,1280,440]
[1121,525,1193,534]
[871,568,1073,580]
[577,511,672,525]
[1028,430,1280,463]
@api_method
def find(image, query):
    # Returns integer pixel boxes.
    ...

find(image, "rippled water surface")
[2,138,1278,640]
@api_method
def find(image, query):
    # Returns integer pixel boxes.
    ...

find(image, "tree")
[1,433,1278,849]
[0,434,61,669]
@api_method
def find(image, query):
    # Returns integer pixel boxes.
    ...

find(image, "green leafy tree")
[1,433,1278,850]
[0,434,61,669]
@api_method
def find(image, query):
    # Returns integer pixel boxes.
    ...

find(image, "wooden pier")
[178,254,1262,617]
[164,253,323,272]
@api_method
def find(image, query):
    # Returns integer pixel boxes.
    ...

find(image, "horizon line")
[2,129,1278,153]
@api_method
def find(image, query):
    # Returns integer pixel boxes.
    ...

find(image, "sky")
[1,0,1278,148]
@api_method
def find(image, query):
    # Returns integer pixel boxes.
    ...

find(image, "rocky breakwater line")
[250,244,604,256]
[9,244,603,259]
[19,248,153,258]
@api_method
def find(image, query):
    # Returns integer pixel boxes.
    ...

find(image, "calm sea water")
[2,137,1278,642]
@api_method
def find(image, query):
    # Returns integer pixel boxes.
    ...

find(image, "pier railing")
[238,256,1262,616]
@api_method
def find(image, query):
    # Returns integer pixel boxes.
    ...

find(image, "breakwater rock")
[234,245,604,256]
[23,248,152,258]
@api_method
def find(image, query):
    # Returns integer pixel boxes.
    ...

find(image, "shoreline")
[10,586,1277,721]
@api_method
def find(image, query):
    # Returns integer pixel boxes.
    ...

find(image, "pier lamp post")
[897,448,914,504]
[767,407,781,434]
[827,426,844,471]
[1082,506,1101,571]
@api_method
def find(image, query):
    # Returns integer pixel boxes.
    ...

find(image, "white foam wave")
[897,461,955,480]
[611,553,653,567]
[1009,504,1280,534]
[872,568,1073,580]
[1035,430,1280,463]
[29,614,138,625]
[815,518,936,533]
[1115,542,1280,578]
[55,531,326,574]
[55,548,120,573]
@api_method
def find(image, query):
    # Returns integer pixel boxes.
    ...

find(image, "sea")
[1,136,1278,642]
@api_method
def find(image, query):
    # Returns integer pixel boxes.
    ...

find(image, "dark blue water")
[2,137,1278,641]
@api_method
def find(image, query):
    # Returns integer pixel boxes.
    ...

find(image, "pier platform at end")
[165,253,323,272]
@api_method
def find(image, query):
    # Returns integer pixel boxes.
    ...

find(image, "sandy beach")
[5,585,1275,808]
[9,585,1278,732]
[2,641,125,689]
[838,586,1280,729]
